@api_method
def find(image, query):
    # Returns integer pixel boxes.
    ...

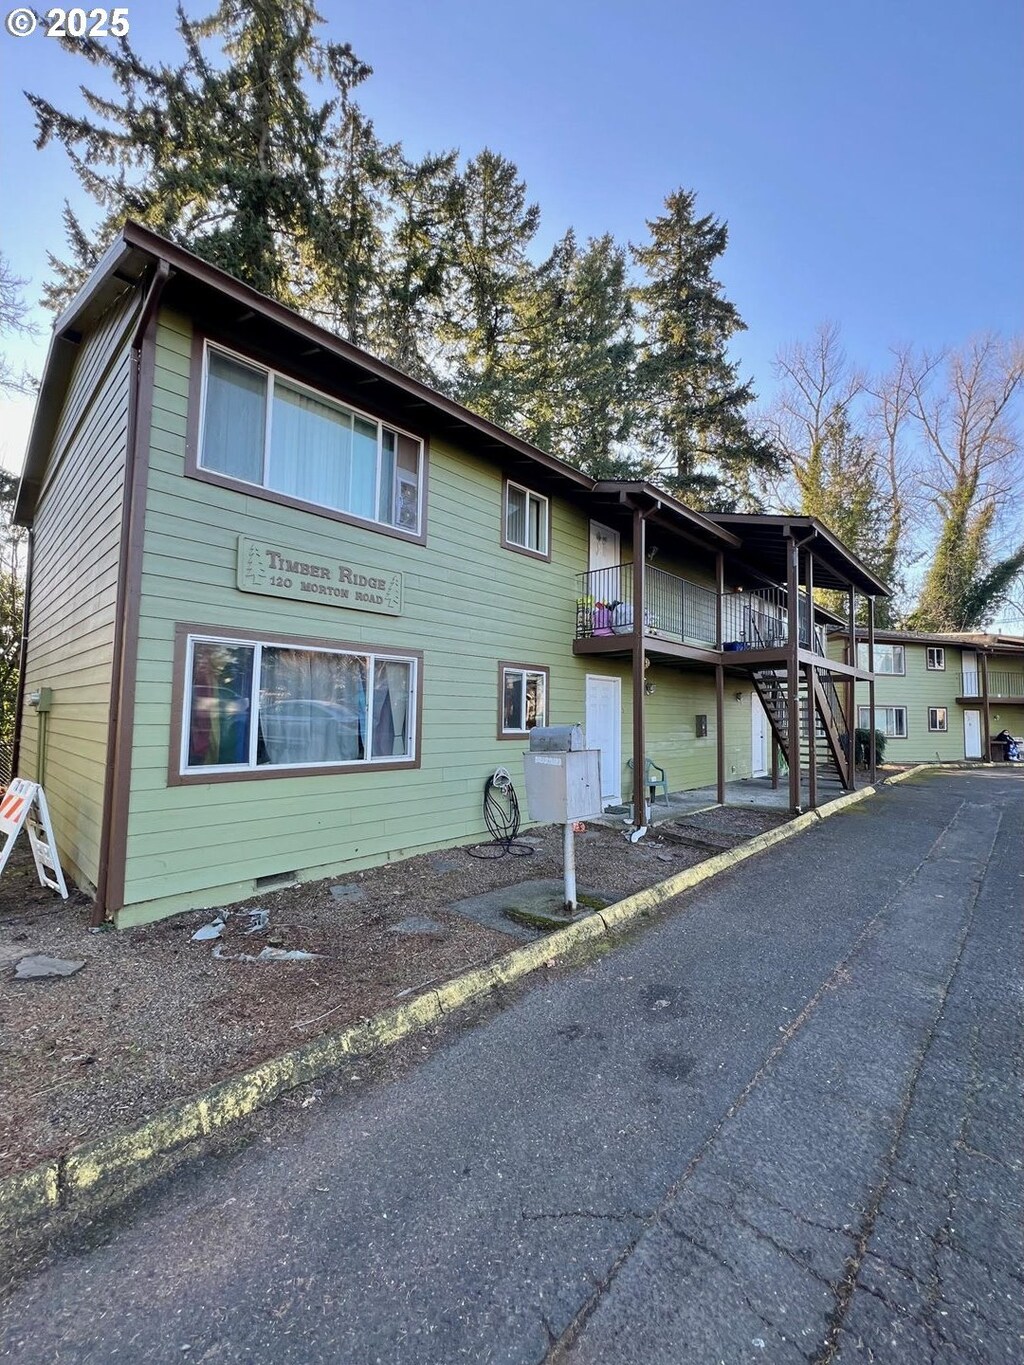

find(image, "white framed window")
[500,664,548,736]
[857,642,906,675]
[198,343,424,534]
[182,634,418,775]
[503,479,549,557]
[928,707,948,732]
[859,705,908,738]
[926,647,945,671]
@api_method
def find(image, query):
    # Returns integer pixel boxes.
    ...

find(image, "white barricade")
[0,778,69,899]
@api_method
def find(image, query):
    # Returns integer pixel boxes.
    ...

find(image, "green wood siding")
[856,644,968,761]
[117,312,754,923]
[18,287,139,890]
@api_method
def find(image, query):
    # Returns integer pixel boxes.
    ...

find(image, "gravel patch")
[0,805,787,1179]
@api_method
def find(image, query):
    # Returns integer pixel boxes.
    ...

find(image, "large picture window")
[183,634,418,775]
[500,664,548,736]
[199,344,423,535]
[857,642,905,675]
[859,704,908,738]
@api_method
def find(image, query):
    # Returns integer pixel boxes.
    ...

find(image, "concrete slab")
[447,878,612,940]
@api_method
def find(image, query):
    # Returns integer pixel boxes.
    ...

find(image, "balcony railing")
[574,564,818,650]
[961,670,1024,699]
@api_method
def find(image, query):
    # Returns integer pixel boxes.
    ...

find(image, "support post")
[867,596,876,781]
[786,534,801,811]
[631,507,647,830]
[805,551,817,808]
[980,653,991,760]
[715,664,725,804]
[847,584,857,790]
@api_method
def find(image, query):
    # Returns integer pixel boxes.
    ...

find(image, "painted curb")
[0,770,929,1238]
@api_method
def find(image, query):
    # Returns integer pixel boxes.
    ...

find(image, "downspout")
[93,261,170,926]
[10,528,34,781]
[980,652,991,760]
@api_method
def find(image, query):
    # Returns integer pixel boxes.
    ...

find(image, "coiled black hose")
[467,768,535,859]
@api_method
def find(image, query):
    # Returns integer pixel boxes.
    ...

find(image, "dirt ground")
[0,806,790,1181]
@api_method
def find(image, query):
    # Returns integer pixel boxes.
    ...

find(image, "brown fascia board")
[14,236,148,526]
[116,222,599,498]
[709,513,892,598]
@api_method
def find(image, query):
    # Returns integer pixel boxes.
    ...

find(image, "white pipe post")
[563,821,577,913]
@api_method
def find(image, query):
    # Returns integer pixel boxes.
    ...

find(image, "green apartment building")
[13,225,887,926]
[831,631,1024,763]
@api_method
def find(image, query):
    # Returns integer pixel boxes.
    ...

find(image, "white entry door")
[589,520,621,605]
[586,674,621,804]
[751,692,769,776]
[964,709,982,759]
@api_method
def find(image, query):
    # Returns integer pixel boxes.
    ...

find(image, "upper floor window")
[503,479,549,558]
[926,646,945,670]
[857,642,905,675]
[182,633,418,776]
[199,344,423,535]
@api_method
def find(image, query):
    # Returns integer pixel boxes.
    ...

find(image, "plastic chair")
[627,757,670,808]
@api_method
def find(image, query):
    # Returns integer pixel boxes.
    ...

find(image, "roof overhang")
[708,514,892,597]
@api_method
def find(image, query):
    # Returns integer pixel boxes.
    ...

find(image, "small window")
[926,647,945,671]
[857,643,905,675]
[859,705,908,738]
[183,635,418,774]
[928,707,948,732]
[499,664,548,736]
[503,480,549,557]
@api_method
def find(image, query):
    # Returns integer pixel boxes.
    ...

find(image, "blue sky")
[1,0,1022,475]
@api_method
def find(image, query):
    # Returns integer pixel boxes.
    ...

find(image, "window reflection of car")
[189,685,251,766]
[257,699,364,765]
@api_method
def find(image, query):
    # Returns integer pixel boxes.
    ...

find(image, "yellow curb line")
[0,773,923,1238]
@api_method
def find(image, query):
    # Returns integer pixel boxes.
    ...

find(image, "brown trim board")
[96,263,170,922]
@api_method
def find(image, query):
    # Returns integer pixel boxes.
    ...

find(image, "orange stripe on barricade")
[0,795,25,824]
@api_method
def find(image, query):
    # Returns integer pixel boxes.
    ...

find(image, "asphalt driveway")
[2,767,1022,1363]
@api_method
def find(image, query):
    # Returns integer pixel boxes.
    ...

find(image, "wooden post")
[715,548,726,804]
[847,585,857,791]
[787,534,801,811]
[631,506,647,830]
[867,596,876,781]
[806,551,817,809]
[980,652,991,760]
[715,664,725,804]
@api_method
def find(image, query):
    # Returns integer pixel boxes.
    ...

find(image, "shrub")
[854,727,886,766]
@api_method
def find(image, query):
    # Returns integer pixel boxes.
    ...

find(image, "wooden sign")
[237,536,403,615]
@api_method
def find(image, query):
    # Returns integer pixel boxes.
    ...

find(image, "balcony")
[574,563,818,652]
[959,670,1024,702]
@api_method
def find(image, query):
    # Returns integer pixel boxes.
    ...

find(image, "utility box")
[528,724,585,753]
[523,727,601,823]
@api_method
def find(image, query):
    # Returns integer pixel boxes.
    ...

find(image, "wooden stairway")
[752,665,851,801]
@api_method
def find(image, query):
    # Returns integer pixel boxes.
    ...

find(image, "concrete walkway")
[1,768,1021,1363]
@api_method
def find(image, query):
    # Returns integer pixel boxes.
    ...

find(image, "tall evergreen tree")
[28,0,373,313]
[441,150,540,426]
[515,232,638,473]
[369,149,460,382]
[631,189,777,508]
